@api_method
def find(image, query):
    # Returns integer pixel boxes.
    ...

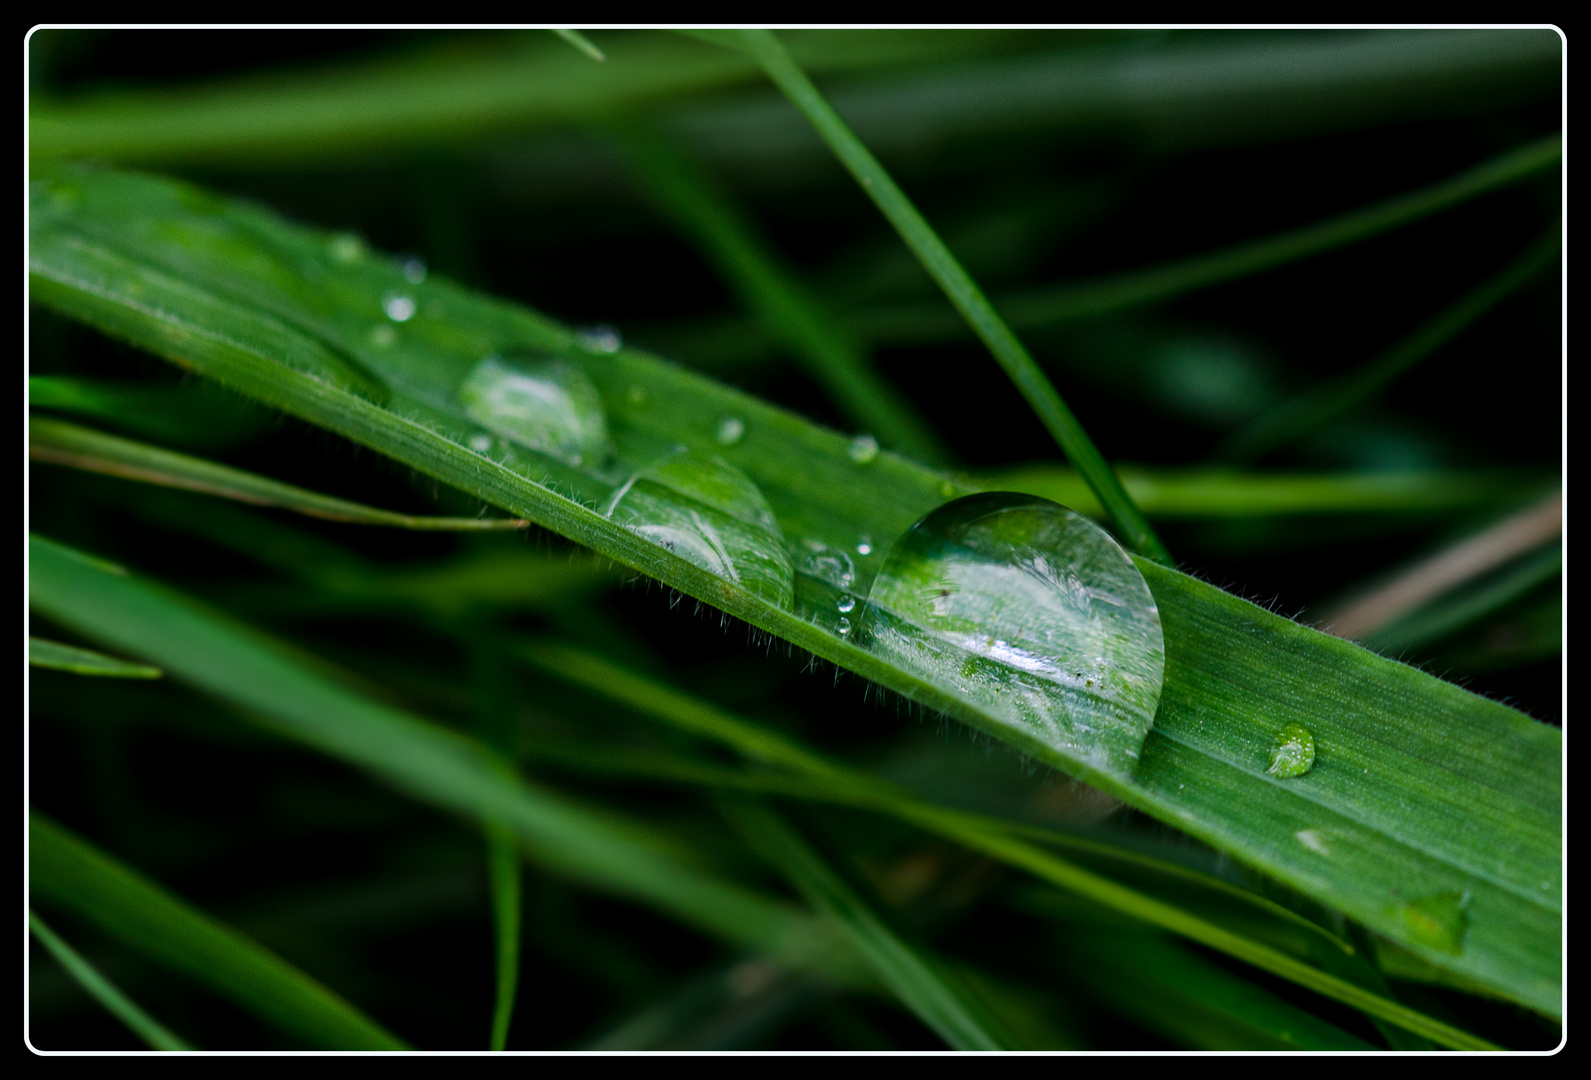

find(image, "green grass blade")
[731,29,1168,563]
[722,797,1009,1050]
[1218,224,1562,463]
[27,167,1557,1016]
[551,29,606,62]
[27,534,841,978]
[615,123,948,464]
[31,416,528,531]
[30,636,161,678]
[486,822,521,1051]
[29,813,406,1050]
[982,464,1531,518]
[29,374,270,451]
[29,910,194,1051]
[856,136,1563,347]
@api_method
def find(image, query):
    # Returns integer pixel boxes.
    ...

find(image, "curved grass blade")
[1218,224,1562,464]
[727,29,1168,564]
[30,636,160,678]
[855,136,1563,347]
[615,122,948,464]
[27,535,845,980]
[29,813,406,1050]
[31,417,529,531]
[552,29,606,62]
[723,797,1010,1050]
[29,910,194,1051]
[27,168,1558,1016]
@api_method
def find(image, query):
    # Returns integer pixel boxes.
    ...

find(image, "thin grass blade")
[30,636,161,678]
[551,29,606,62]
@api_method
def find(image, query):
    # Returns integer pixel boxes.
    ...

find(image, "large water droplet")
[576,324,622,354]
[861,492,1164,777]
[604,450,793,609]
[1267,722,1316,778]
[716,417,746,446]
[1391,891,1470,955]
[459,354,612,469]
[848,434,880,464]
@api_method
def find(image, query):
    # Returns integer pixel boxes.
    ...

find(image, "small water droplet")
[328,232,366,264]
[459,353,611,469]
[837,617,852,636]
[627,385,648,407]
[1266,722,1316,778]
[1177,783,1185,790]
[576,324,622,354]
[468,433,493,453]
[715,417,746,446]
[848,434,880,464]
[856,534,873,556]
[369,325,397,348]
[399,256,427,284]
[1294,829,1330,854]
[837,596,856,614]
[799,539,855,590]
[1390,891,1470,955]
[862,492,1164,777]
[382,292,417,322]
[939,480,957,498]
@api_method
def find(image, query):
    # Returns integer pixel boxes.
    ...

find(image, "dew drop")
[382,292,417,322]
[627,385,648,407]
[856,535,873,556]
[837,617,852,636]
[604,449,793,609]
[399,256,428,284]
[715,416,746,446]
[458,353,612,469]
[1266,722,1316,778]
[328,232,366,264]
[939,480,957,498]
[576,324,622,354]
[836,596,856,614]
[861,492,1164,777]
[1390,891,1470,955]
[369,325,397,348]
[848,434,880,464]
[467,433,493,453]
[799,539,855,590]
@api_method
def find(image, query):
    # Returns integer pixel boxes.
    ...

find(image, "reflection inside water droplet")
[848,434,880,463]
[576,324,622,354]
[716,417,746,446]
[605,450,793,609]
[459,353,612,469]
[861,492,1164,777]
[1267,722,1316,778]
[383,292,417,322]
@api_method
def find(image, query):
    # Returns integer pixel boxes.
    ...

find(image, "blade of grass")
[30,636,161,678]
[29,374,271,451]
[551,29,606,63]
[30,417,529,531]
[29,813,406,1050]
[721,796,1010,1050]
[28,166,1558,1015]
[511,638,1493,1049]
[27,534,847,980]
[854,135,1563,347]
[614,122,948,464]
[485,821,521,1051]
[1217,224,1562,464]
[1367,544,1562,654]
[726,28,1168,563]
[29,910,195,1051]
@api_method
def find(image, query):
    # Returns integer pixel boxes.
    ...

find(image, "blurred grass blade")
[31,417,529,531]
[29,374,271,451]
[29,910,194,1051]
[552,29,606,62]
[1368,545,1561,654]
[857,135,1563,346]
[486,822,521,1051]
[722,797,1009,1050]
[982,464,1532,519]
[514,639,1495,1049]
[1218,225,1562,463]
[29,813,406,1050]
[30,636,161,678]
[28,167,1559,1016]
[27,534,841,977]
[615,123,948,464]
[731,28,1169,563]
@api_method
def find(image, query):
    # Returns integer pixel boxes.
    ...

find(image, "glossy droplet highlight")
[1267,722,1316,778]
[715,417,746,446]
[576,324,622,354]
[799,539,855,590]
[856,535,873,556]
[604,450,793,609]
[836,596,856,614]
[848,434,880,464]
[383,292,417,322]
[1392,891,1470,955]
[861,492,1164,777]
[459,354,612,469]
